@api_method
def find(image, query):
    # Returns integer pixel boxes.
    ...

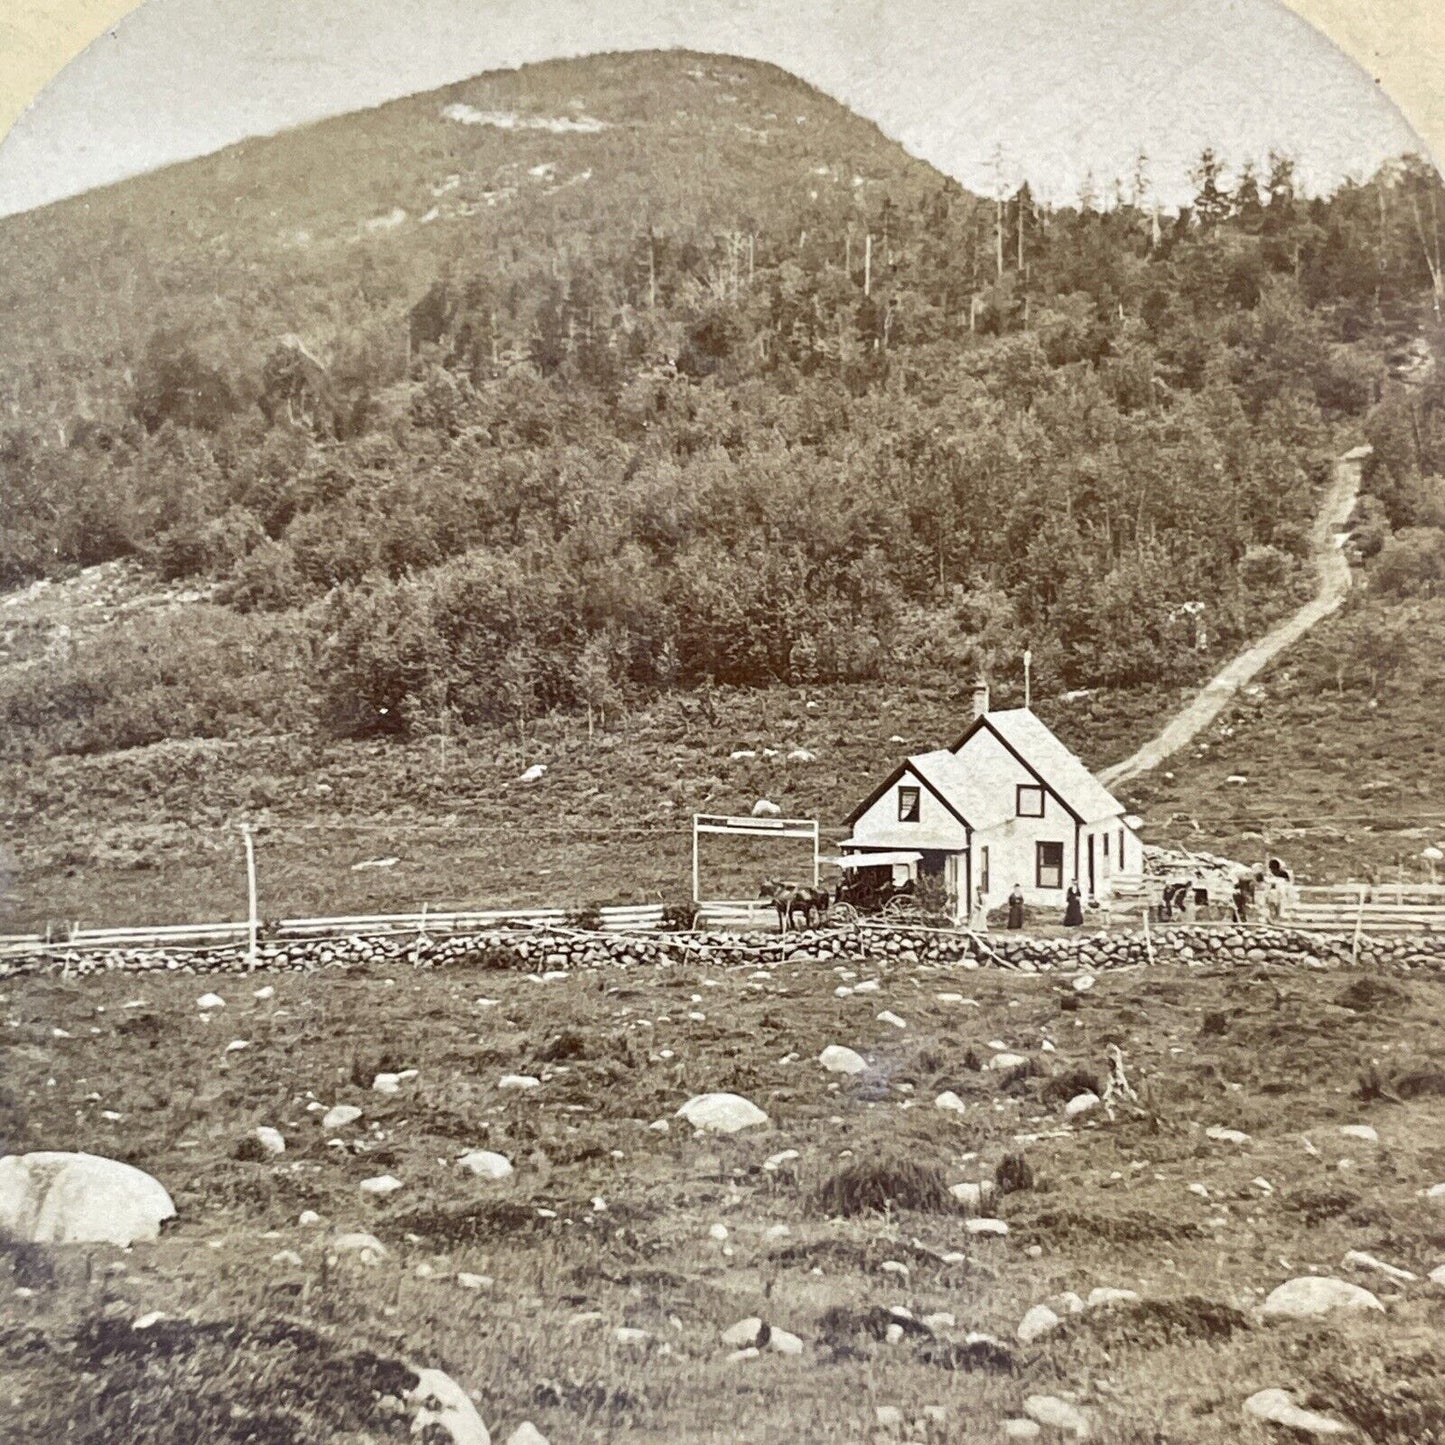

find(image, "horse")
[760,879,829,933]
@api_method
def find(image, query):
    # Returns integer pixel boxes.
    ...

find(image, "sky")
[0,0,1426,217]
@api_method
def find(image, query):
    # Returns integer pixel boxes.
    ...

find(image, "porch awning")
[825,849,925,870]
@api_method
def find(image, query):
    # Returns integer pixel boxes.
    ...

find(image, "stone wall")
[3,920,1442,979]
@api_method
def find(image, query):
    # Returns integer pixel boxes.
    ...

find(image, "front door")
[1087,835,1096,897]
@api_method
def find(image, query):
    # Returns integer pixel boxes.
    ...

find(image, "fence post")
[241,823,259,972]
[1351,884,1364,964]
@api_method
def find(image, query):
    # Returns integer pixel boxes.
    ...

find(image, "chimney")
[972,674,990,719]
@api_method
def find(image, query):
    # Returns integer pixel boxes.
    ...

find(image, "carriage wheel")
[828,901,860,927]
[883,896,921,921]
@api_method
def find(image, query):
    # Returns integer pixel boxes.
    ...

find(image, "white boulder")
[498,1075,541,1091]
[359,1174,404,1196]
[1085,1287,1139,1311]
[935,1091,968,1114]
[458,1151,514,1181]
[1065,1092,1100,1119]
[505,1425,549,1445]
[322,1105,363,1130]
[518,764,546,783]
[676,1093,768,1134]
[820,1046,868,1076]
[751,799,782,818]
[1339,1124,1379,1143]
[408,1367,491,1445]
[196,993,225,1010]
[253,1127,286,1157]
[1023,1395,1092,1438]
[1244,1389,1349,1436]
[1260,1276,1384,1321]
[0,1152,175,1246]
[1016,1305,1062,1343]
[989,1052,1029,1071]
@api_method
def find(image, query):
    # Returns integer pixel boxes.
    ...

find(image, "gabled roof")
[951,708,1124,824]
[842,749,1009,834]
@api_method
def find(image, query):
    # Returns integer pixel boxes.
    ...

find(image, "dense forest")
[2,51,1443,763]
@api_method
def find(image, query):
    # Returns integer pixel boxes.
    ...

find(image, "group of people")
[967,880,1084,932]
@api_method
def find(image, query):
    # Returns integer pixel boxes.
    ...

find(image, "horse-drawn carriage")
[824,850,925,925]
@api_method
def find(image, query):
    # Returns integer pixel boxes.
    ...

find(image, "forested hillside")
[2,50,1443,766]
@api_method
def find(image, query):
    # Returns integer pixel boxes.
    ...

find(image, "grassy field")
[0,655,1184,933]
[1121,596,1445,883]
[1,948,1442,1442]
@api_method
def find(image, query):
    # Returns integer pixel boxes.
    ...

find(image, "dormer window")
[1016,785,1045,818]
[898,786,921,823]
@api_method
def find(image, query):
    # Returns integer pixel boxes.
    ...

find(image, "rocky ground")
[1,941,1443,1442]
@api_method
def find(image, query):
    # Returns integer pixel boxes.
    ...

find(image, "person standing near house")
[1063,879,1084,927]
[970,885,989,932]
[1007,884,1025,930]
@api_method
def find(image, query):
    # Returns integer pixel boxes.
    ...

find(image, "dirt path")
[1098,448,1367,792]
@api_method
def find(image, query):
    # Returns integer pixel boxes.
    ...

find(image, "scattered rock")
[1023,1395,1092,1438]
[965,1217,1008,1236]
[498,1075,541,1091]
[1429,1264,1445,1287]
[457,1151,514,1181]
[1339,1124,1379,1143]
[253,1127,285,1157]
[373,1073,403,1094]
[322,1105,362,1130]
[1243,1388,1349,1436]
[518,764,547,783]
[1342,1248,1416,1283]
[407,1366,491,1445]
[874,1405,904,1427]
[359,1175,404,1196]
[1017,1304,1062,1343]
[676,1093,768,1134]
[1260,1276,1384,1321]
[935,1091,968,1114]
[505,1425,549,1445]
[876,1010,907,1030]
[0,1152,176,1246]
[820,1046,868,1076]
[270,1249,303,1267]
[1206,1126,1251,1145]
[253,985,275,1000]
[331,1232,387,1262]
[298,1210,321,1227]
[763,1150,800,1172]
[457,1273,493,1290]
[990,1052,1030,1071]
[1064,1092,1100,1119]
[196,994,225,1010]
[1005,1422,1043,1441]
[751,800,782,818]
[1071,975,1095,993]
[614,1327,650,1346]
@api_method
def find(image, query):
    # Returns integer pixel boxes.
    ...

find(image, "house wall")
[952,729,1071,907]
[848,769,969,852]
[952,726,1144,907]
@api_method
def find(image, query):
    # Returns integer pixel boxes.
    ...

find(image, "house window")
[1016,785,1045,818]
[1118,829,1126,867]
[1103,834,1110,861]
[898,786,921,823]
[1036,841,1064,889]
[979,846,990,894]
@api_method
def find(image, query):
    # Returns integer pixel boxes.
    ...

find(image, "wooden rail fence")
[0,903,667,960]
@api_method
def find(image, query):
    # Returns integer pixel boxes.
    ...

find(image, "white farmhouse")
[840,681,1141,920]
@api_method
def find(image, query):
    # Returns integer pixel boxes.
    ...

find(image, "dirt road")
[1097,447,1367,791]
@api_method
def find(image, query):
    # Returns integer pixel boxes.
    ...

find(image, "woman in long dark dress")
[1063,879,1084,927]
[1007,885,1025,930]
